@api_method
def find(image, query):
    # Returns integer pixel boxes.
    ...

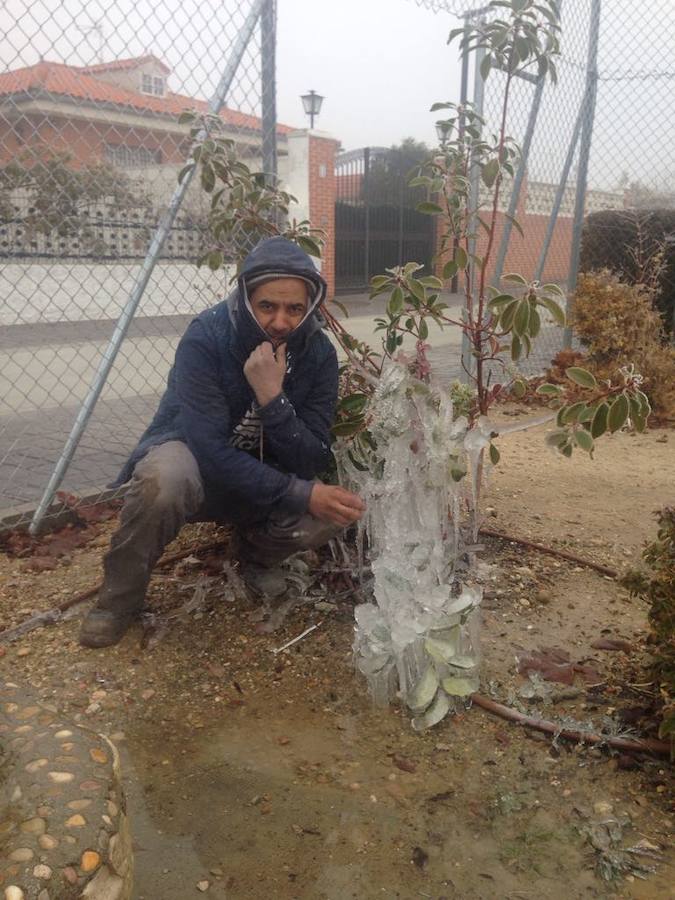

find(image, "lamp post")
[301,90,324,129]
[435,120,453,147]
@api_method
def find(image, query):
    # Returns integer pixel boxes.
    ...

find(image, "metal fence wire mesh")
[1,0,277,527]
[415,0,675,375]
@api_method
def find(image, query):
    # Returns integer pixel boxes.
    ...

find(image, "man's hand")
[308,483,366,527]
[243,342,287,407]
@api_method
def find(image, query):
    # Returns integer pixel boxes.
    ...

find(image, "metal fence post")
[28,0,267,535]
[261,0,277,183]
[564,0,601,347]
[492,75,546,285]
[364,147,371,287]
[534,94,586,283]
[463,29,486,382]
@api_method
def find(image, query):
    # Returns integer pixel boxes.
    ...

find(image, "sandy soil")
[1,417,674,899]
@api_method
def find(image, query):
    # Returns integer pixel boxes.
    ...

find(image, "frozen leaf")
[408,666,439,714]
[441,676,475,697]
[411,690,451,732]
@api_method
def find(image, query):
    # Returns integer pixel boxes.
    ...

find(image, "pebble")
[38,835,58,850]
[33,864,52,880]
[20,817,46,834]
[9,848,34,862]
[65,814,86,827]
[80,850,101,872]
[48,771,74,784]
[62,867,78,884]
[196,881,210,892]
[89,748,108,765]
[4,888,25,900]
[17,648,30,657]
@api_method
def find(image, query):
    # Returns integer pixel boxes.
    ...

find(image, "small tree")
[185,0,649,730]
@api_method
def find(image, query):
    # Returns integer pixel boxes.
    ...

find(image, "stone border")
[0,680,133,899]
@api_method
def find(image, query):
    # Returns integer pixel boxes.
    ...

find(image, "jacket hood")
[228,237,328,359]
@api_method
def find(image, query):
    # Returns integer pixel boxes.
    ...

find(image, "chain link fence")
[415,0,675,376]
[1,0,277,528]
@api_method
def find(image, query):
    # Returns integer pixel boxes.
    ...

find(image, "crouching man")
[80,236,365,648]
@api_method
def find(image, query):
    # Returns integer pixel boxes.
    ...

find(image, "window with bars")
[104,144,162,168]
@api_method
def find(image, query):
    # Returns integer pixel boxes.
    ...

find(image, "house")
[0,54,339,291]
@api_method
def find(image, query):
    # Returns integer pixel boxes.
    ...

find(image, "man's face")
[249,277,309,346]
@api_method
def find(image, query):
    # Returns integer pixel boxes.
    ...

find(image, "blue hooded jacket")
[114,237,338,523]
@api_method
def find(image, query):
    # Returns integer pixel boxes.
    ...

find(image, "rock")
[20,817,46,834]
[197,881,210,892]
[81,850,101,872]
[38,834,59,850]
[4,888,26,900]
[9,848,34,862]
[65,814,86,827]
[48,771,74,784]
[33,864,52,879]
[17,647,30,657]
[62,867,78,884]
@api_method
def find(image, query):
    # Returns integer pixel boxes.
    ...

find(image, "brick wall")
[308,134,339,297]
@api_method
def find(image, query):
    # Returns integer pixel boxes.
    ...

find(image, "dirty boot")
[239,560,288,600]
[79,604,142,649]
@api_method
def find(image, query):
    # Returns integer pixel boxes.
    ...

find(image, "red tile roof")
[0,60,292,134]
[80,54,171,75]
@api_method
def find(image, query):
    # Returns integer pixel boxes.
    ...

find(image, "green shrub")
[622,508,675,751]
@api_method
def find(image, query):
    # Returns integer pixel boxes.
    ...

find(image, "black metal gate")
[334,147,437,293]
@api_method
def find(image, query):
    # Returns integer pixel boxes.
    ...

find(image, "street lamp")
[301,90,324,129]
[435,120,453,146]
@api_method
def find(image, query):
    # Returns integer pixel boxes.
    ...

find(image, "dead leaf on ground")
[591,637,633,652]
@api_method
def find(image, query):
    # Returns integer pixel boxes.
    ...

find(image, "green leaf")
[480,53,492,81]
[482,158,500,188]
[420,276,443,289]
[418,318,429,340]
[512,378,526,399]
[455,247,468,269]
[502,272,527,285]
[332,419,363,437]
[574,429,594,453]
[430,100,455,111]
[529,306,541,338]
[416,201,444,215]
[608,393,629,433]
[389,285,404,314]
[538,295,566,326]
[513,299,530,336]
[178,163,195,184]
[511,334,522,361]
[545,429,568,449]
[178,110,197,125]
[201,163,215,193]
[408,278,426,303]
[339,393,369,414]
[499,299,520,332]
[489,443,500,465]
[590,402,609,438]
[562,401,587,424]
[442,259,458,279]
[565,367,597,389]
[297,235,322,258]
[488,293,516,308]
[536,383,562,396]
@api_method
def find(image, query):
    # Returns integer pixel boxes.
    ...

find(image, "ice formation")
[337,360,492,730]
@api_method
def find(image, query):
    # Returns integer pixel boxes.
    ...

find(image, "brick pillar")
[284,130,338,297]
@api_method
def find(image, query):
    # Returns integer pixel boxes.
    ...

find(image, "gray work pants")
[98,441,339,614]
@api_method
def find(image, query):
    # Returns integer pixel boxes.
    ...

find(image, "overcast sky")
[275,0,463,151]
[2,0,674,191]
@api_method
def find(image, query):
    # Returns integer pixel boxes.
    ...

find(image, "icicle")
[335,359,484,730]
